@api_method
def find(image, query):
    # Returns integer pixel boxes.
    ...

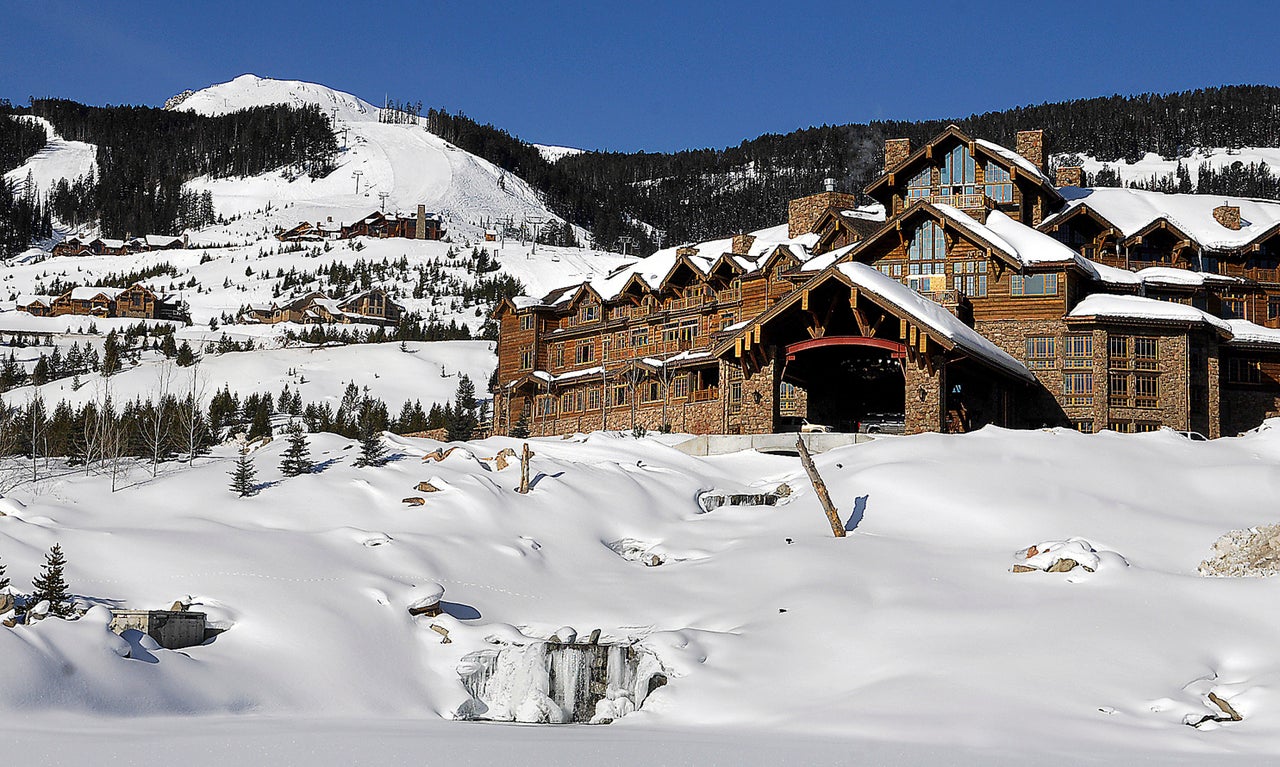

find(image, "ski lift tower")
[525,216,545,257]
[378,191,390,212]
[353,170,363,196]
[618,235,635,257]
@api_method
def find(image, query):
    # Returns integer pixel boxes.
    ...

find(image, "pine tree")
[510,408,531,438]
[279,422,313,477]
[31,543,71,617]
[101,330,121,377]
[0,552,8,591]
[229,451,258,497]
[353,419,387,468]
[447,375,478,442]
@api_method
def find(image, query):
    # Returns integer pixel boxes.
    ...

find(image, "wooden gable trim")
[1124,217,1195,248]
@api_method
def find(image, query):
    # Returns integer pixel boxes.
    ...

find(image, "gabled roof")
[865,124,1061,204]
[1044,187,1280,252]
[846,201,1095,275]
[713,261,1034,381]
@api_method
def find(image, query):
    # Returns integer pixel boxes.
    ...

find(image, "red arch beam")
[786,335,908,361]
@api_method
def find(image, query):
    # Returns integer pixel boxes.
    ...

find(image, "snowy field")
[1060,147,1280,187]
[3,425,1280,764]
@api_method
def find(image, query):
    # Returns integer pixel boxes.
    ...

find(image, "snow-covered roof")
[931,205,1096,275]
[547,223,822,305]
[974,139,1052,186]
[68,286,124,301]
[145,234,183,247]
[16,294,54,306]
[835,262,1034,381]
[1048,187,1280,251]
[1068,293,1233,334]
[1132,266,1241,287]
[839,204,887,224]
[1224,319,1280,348]
[96,238,125,250]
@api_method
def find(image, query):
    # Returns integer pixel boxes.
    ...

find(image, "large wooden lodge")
[493,125,1280,439]
[16,283,184,320]
[276,205,445,243]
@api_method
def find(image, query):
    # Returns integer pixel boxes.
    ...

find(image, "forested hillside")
[432,85,1280,252]
[0,99,337,250]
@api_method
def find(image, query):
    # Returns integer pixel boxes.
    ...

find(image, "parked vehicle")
[778,417,833,434]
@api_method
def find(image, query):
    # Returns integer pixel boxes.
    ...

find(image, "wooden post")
[517,443,533,494]
[796,436,846,538]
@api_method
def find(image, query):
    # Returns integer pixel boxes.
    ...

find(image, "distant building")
[51,234,187,257]
[16,283,183,320]
[241,287,403,326]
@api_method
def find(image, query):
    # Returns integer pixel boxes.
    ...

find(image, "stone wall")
[1221,386,1280,437]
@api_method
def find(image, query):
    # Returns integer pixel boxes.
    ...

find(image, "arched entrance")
[782,336,907,432]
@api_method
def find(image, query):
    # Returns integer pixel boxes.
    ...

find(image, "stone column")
[903,354,947,434]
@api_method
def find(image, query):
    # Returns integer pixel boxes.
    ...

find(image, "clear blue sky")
[2,0,1275,153]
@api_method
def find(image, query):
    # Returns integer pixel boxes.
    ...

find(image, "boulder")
[0,594,11,614]
[403,497,425,506]
[416,481,440,493]
[1047,558,1079,573]
[1011,564,1037,574]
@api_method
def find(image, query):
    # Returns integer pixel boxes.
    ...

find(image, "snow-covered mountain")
[171,74,570,245]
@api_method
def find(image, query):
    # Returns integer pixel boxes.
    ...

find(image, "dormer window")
[907,167,932,200]
[985,162,1013,202]
[940,145,976,195]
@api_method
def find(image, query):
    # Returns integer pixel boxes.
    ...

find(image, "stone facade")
[732,233,756,255]
[787,191,861,238]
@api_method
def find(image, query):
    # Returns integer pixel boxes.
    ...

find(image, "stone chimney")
[1015,130,1046,173]
[415,204,427,240]
[676,246,700,258]
[732,233,756,255]
[884,138,912,172]
[1214,203,1242,231]
[1055,166,1083,188]
[787,188,861,238]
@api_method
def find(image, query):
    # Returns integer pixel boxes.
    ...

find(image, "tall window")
[940,145,977,194]
[520,350,534,370]
[1025,337,1057,370]
[907,167,932,200]
[984,161,1012,202]
[519,313,535,330]
[1063,373,1094,406]
[1064,335,1093,370]
[1109,336,1160,408]
[575,341,594,364]
[907,220,946,275]
[952,260,988,298]
[1221,295,1246,320]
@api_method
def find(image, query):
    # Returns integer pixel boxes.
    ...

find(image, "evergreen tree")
[447,375,478,442]
[101,330,121,377]
[229,451,258,497]
[510,408,531,439]
[279,422,314,477]
[353,418,388,468]
[0,552,8,592]
[31,543,71,617]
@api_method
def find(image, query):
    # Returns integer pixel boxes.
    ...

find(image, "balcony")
[690,387,720,403]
